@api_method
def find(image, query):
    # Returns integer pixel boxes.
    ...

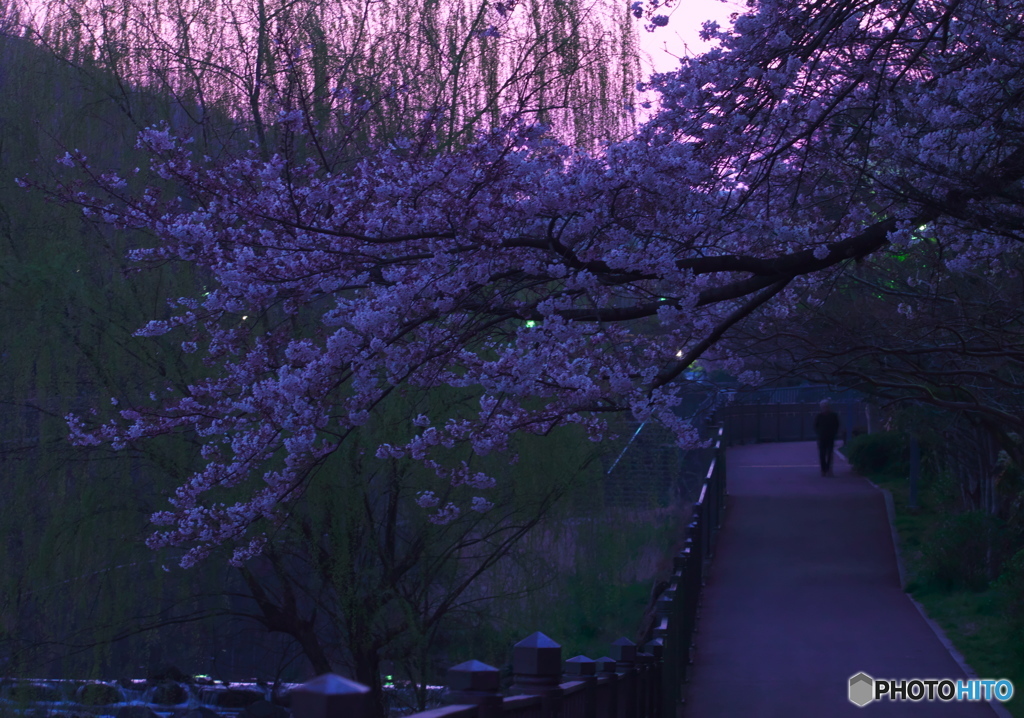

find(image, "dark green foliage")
[149,682,187,705]
[443,507,673,670]
[554,524,661,658]
[0,32,251,681]
[844,431,907,477]
[996,549,1024,658]
[74,684,122,706]
[268,392,609,686]
[2,684,61,703]
[922,511,1015,591]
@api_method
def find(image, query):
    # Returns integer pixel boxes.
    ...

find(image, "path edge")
[834,447,1014,718]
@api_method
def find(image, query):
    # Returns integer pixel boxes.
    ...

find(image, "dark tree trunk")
[353,646,386,718]
[239,566,334,675]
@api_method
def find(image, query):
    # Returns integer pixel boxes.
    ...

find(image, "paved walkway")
[683,441,1004,717]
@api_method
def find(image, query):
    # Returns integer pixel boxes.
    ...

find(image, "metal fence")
[719,400,872,444]
[723,384,861,405]
[600,385,872,509]
[601,392,723,509]
[301,428,728,718]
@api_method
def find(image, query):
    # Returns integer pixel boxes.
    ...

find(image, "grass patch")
[444,508,679,676]
[845,447,1024,715]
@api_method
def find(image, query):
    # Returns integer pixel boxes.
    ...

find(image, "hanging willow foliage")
[0,0,641,687]
[0,31,267,680]
[27,0,640,153]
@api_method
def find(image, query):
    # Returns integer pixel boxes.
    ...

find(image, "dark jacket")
[814,410,840,441]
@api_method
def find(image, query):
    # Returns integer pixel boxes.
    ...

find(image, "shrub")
[922,511,1012,591]
[995,549,1024,657]
[845,431,907,477]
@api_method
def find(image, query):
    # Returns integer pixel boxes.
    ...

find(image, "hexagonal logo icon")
[849,672,874,707]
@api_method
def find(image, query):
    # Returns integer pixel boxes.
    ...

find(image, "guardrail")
[288,428,727,718]
[656,426,725,714]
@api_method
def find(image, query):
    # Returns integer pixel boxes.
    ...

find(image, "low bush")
[996,549,1024,658]
[844,431,907,477]
[922,511,1014,591]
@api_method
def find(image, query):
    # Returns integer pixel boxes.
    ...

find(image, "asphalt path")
[682,441,1007,717]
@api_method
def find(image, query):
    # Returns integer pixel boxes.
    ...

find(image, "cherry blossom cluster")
[50,0,1024,566]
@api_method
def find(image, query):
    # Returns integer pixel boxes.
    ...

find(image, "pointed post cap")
[595,657,617,674]
[291,674,370,718]
[563,656,595,677]
[644,638,664,659]
[448,660,500,692]
[513,632,562,677]
[610,638,637,663]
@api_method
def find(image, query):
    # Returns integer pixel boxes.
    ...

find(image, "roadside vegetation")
[844,431,1024,716]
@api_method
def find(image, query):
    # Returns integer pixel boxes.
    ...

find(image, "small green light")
[525,320,536,328]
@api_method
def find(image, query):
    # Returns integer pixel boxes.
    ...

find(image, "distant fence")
[306,428,727,718]
[722,384,860,405]
[719,400,872,445]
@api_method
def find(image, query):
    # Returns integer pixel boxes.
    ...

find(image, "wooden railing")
[287,428,727,718]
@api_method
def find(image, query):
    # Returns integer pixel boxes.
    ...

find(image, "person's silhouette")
[814,399,840,477]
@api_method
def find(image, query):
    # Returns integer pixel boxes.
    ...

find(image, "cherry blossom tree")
[7,0,644,694]
[42,0,1024,575]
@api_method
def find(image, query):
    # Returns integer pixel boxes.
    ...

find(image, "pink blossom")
[49,0,1024,566]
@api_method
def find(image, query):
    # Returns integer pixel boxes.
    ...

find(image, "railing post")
[635,650,654,718]
[688,516,702,587]
[610,638,637,718]
[701,492,711,564]
[513,632,563,718]
[654,578,678,717]
[290,674,372,718]
[448,660,502,718]
[596,657,618,718]
[644,639,663,718]
[672,550,686,677]
[682,541,699,675]
[655,588,674,629]
[564,656,597,718]
[716,429,726,529]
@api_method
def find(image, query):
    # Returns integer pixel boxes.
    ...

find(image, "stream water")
[0,678,296,718]
[0,678,449,718]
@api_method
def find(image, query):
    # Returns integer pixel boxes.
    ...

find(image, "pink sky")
[636,0,745,76]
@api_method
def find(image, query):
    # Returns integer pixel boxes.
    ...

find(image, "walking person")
[814,398,840,477]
